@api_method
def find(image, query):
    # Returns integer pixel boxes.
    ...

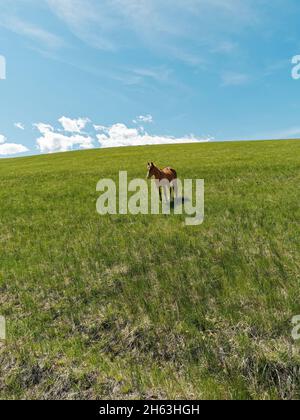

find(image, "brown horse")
[147,162,178,201]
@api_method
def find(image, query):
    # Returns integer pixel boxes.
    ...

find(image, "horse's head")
[147,162,155,179]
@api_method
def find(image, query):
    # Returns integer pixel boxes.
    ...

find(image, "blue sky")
[1,0,300,157]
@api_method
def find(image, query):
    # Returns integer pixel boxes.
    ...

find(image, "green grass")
[0,140,300,400]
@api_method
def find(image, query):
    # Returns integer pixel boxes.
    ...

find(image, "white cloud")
[46,0,117,50]
[221,72,250,86]
[35,123,54,135]
[0,133,29,156]
[59,116,90,133]
[95,123,211,148]
[252,127,300,140]
[212,40,238,54]
[34,116,212,153]
[14,122,25,130]
[274,127,300,139]
[46,0,260,60]
[0,143,28,156]
[132,67,172,83]
[93,124,107,132]
[34,117,92,153]
[35,122,94,154]
[0,16,64,49]
[133,115,154,124]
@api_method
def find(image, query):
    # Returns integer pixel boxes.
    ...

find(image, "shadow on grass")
[169,196,190,210]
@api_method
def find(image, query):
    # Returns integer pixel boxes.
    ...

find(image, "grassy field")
[0,140,300,400]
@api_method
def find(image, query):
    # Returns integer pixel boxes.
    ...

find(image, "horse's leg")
[163,185,168,202]
[173,179,178,199]
[155,179,162,201]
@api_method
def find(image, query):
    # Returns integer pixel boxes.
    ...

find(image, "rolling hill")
[0,140,300,400]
